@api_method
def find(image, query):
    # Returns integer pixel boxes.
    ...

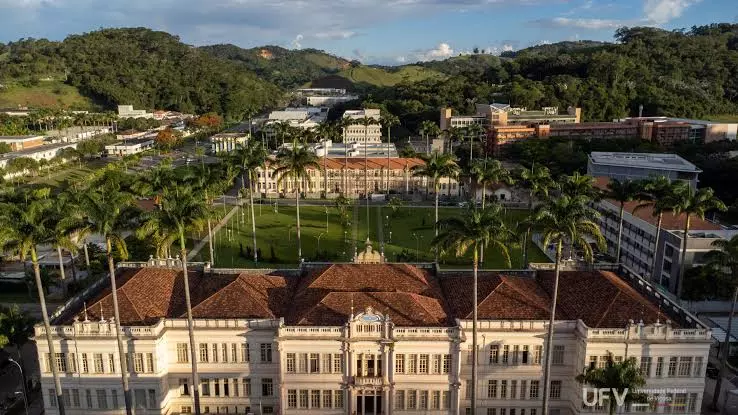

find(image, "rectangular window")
[72,389,80,407]
[286,353,296,373]
[299,390,308,408]
[443,354,451,373]
[201,379,210,397]
[395,354,405,373]
[488,380,497,398]
[432,354,441,374]
[242,378,251,397]
[322,354,332,373]
[241,343,249,362]
[513,345,520,364]
[62,389,71,407]
[552,345,565,365]
[111,390,118,408]
[432,391,441,409]
[221,343,228,363]
[298,353,308,373]
[146,353,154,373]
[640,357,652,377]
[678,357,692,377]
[334,354,342,373]
[534,346,542,364]
[668,357,678,377]
[260,344,273,362]
[443,391,450,409]
[262,378,273,396]
[177,343,189,363]
[180,379,190,396]
[530,381,540,398]
[94,353,104,373]
[311,390,321,408]
[656,357,664,377]
[419,354,429,374]
[148,389,156,409]
[501,380,508,399]
[419,391,428,409]
[408,354,417,374]
[550,381,562,399]
[335,389,343,408]
[199,344,209,363]
[511,380,518,399]
[489,345,499,364]
[214,380,220,397]
[134,389,146,409]
[522,345,529,364]
[323,390,332,409]
[395,390,405,409]
[133,353,144,373]
[231,344,237,363]
[688,393,698,412]
[673,393,687,413]
[309,353,320,373]
[694,357,704,377]
[408,390,417,409]
[521,380,527,399]
[81,353,89,373]
[86,389,93,408]
[502,345,509,364]
[488,409,497,415]
[49,389,56,407]
[211,344,218,363]
[287,390,297,408]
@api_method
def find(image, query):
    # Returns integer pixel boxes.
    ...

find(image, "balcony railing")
[352,376,383,386]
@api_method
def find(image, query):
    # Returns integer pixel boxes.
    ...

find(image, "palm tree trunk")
[471,245,479,415]
[179,237,201,415]
[713,286,738,410]
[106,238,133,415]
[470,137,473,161]
[249,171,258,263]
[434,180,439,262]
[31,247,66,415]
[616,203,625,264]
[480,184,486,264]
[83,242,90,269]
[296,179,302,260]
[68,251,77,282]
[386,127,391,195]
[56,246,67,288]
[541,240,563,415]
[651,213,664,284]
[523,199,533,268]
[676,215,691,298]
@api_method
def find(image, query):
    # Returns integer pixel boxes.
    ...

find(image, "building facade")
[587,152,701,189]
[343,109,382,144]
[118,105,154,119]
[36,263,711,415]
[0,135,45,151]
[210,133,250,154]
[104,139,155,157]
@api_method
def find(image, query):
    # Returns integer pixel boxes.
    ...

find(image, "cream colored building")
[343,109,382,144]
[210,133,250,154]
[36,262,710,415]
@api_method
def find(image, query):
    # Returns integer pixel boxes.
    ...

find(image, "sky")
[0,0,735,65]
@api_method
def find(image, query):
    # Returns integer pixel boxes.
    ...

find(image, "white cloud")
[643,0,699,25]
[415,42,454,61]
[292,34,303,49]
[395,56,407,63]
[502,44,514,51]
[312,30,357,40]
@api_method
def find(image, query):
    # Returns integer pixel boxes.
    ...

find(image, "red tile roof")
[593,177,721,231]
[66,264,676,329]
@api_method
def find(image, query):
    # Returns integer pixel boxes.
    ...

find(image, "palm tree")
[336,117,355,194]
[152,184,211,415]
[381,113,399,194]
[705,235,738,410]
[576,354,646,415]
[0,188,66,414]
[230,141,267,263]
[559,171,598,199]
[432,203,513,415]
[532,194,605,415]
[518,164,556,267]
[469,159,514,263]
[633,177,684,284]
[412,151,460,261]
[671,186,727,298]
[465,123,485,162]
[80,188,136,415]
[274,141,320,260]
[419,120,440,154]
[316,122,340,195]
[603,179,643,264]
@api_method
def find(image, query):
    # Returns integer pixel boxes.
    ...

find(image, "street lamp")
[317,232,325,253]
[389,231,392,243]
[8,358,28,415]
[412,233,421,262]
[325,207,329,232]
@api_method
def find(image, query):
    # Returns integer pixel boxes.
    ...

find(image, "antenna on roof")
[656,304,662,325]
[83,302,89,322]
[350,294,355,318]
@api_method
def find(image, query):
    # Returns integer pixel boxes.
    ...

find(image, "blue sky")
[0,0,734,64]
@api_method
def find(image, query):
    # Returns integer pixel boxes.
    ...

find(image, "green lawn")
[0,81,94,109]
[196,205,550,269]
[338,65,446,87]
[24,159,108,187]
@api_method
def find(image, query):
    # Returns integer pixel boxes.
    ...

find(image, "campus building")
[117,105,154,119]
[0,142,78,178]
[439,105,581,131]
[209,133,250,154]
[587,152,701,189]
[37,259,711,415]
[343,109,382,144]
[104,138,155,157]
[262,108,329,142]
[0,135,45,151]
[592,177,738,294]
[617,117,738,143]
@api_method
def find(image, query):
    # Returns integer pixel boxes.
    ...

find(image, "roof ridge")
[408,292,441,321]
[500,276,553,315]
[594,290,622,328]
[473,276,505,319]
[189,275,241,312]
[118,289,145,322]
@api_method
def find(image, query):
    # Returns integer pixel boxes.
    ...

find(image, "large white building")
[343,109,382,144]
[37,260,710,415]
[118,105,154,119]
[587,152,701,190]
[263,108,329,142]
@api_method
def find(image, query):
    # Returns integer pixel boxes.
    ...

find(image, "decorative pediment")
[354,238,384,264]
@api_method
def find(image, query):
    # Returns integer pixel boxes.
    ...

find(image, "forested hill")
[199,44,351,89]
[0,28,281,118]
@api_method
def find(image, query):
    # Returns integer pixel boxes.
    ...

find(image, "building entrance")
[355,394,382,415]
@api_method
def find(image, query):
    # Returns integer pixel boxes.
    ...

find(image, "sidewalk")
[187,203,240,261]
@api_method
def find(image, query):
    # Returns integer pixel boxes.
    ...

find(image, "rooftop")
[0,141,73,160]
[0,135,44,142]
[589,152,701,173]
[105,138,154,148]
[57,263,692,329]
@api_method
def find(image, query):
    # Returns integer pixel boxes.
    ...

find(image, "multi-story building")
[617,117,738,143]
[117,105,154,119]
[37,259,711,415]
[104,138,155,157]
[0,135,45,151]
[0,142,78,178]
[440,105,581,131]
[306,96,359,107]
[209,133,250,154]
[593,177,738,293]
[343,109,382,143]
[262,108,329,143]
[255,157,461,198]
[587,152,701,189]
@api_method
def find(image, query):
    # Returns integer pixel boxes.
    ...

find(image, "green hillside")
[0,81,94,109]
[338,65,445,87]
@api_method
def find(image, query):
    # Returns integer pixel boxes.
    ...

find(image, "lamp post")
[325,207,329,232]
[8,358,28,415]
[317,232,325,253]
[412,233,421,262]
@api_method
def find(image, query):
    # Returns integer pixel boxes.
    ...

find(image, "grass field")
[704,114,738,122]
[338,65,445,87]
[24,159,108,187]
[196,205,550,268]
[0,81,94,109]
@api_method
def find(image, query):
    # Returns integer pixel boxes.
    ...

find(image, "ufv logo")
[582,388,629,408]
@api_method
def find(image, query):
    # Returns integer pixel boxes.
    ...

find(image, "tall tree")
[576,354,646,415]
[517,164,556,267]
[336,117,355,194]
[0,188,66,415]
[274,141,320,260]
[633,177,684,284]
[532,194,605,415]
[412,151,460,261]
[464,123,485,163]
[419,120,440,154]
[380,112,400,194]
[432,203,513,415]
[469,159,514,262]
[672,186,727,297]
[603,179,643,264]
[80,187,137,415]
[231,141,267,263]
